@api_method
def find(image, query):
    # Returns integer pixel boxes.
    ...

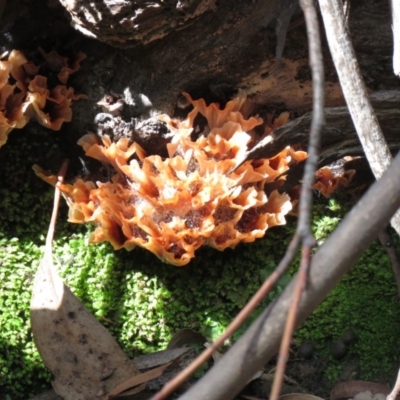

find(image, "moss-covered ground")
[1,125,400,399]
[297,204,400,384]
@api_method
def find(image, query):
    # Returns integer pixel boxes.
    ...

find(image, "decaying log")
[240,58,345,112]
[1,0,399,151]
[242,90,400,168]
[58,0,218,47]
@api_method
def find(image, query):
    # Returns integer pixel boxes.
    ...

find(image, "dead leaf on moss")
[30,162,141,400]
[108,361,173,399]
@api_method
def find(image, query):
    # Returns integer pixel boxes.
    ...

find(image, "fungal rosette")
[35,93,309,266]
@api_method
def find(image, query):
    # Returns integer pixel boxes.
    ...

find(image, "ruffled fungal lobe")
[314,166,355,197]
[35,93,308,266]
[0,49,86,148]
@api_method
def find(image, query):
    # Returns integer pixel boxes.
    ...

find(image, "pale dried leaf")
[30,164,141,400]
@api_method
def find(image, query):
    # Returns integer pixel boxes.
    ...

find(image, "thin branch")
[270,247,310,400]
[392,0,400,76]
[318,0,400,236]
[296,0,324,240]
[150,233,301,400]
[45,160,69,251]
[270,0,324,398]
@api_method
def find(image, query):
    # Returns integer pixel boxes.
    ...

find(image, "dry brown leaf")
[108,361,173,399]
[134,348,193,370]
[167,328,207,350]
[30,162,141,400]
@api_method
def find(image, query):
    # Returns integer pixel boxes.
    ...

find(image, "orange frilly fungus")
[314,166,355,197]
[39,47,87,85]
[0,50,31,147]
[35,93,310,266]
[24,75,87,130]
[261,111,290,139]
[0,49,86,148]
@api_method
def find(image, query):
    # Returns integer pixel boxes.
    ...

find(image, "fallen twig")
[270,0,324,398]
[46,160,69,249]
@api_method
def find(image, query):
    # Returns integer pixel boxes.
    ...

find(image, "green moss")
[295,199,400,384]
[0,125,76,240]
[0,237,52,398]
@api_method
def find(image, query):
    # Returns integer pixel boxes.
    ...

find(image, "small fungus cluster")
[35,93,352,266]
[314,166,354,197]
[0,49,86,148]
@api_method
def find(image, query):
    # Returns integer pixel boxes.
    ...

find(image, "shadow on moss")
[295,200,400,385]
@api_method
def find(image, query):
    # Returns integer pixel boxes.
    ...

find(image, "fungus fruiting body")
[34,93,352,266]
[35,94,309,265]
[0,49,86,148]
[314,166,355,197]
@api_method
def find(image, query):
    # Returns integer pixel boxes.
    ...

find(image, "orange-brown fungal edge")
[314,166,355,197]
[0,49,87,148]
[288,166,356,216]
[0,50,31,147]
[35,94,311,266]
[39,47,87,84]
[34,94,355,266]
